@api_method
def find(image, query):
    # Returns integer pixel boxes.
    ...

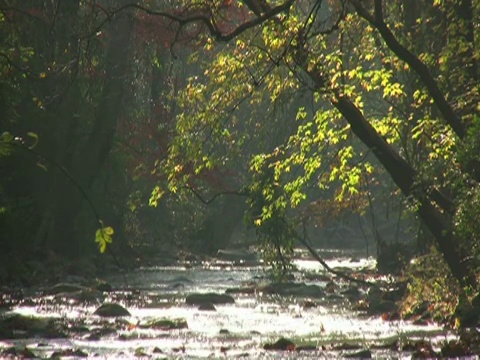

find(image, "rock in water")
[138,318,188,330]
[185,293,234,305]
[263,337,295,351]
[343,349,372,358]
[94,303,130,317]
[262,282,325,298]
[47,283,89,295]
[198,303,217,311]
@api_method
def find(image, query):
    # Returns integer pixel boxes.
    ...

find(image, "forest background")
[1,0,480,320]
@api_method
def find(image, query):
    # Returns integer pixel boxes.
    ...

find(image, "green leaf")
[103,226,114,236]
[36,161,48,171]
[95,225,114,253]
[0,132,13,143]
[27,132,39,149]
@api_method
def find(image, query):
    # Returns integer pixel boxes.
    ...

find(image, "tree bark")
[330,92,475,287]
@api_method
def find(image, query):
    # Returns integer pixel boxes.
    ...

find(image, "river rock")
[302,299,317,308]
[216,249,259,263]
[341,286,361,299]
[441,340,471,357]
[138,318,188,330]
[198,303,216,311]
[94,303,131,317]
[94,281,113,292]
[168,276,193,284]
[185,293,234,305]
[85,325,117,340]
[225,286,256,294]
[296,345,317,351]
[134,347,148,357]
[263,337,295,351]
[0,314,67,339]
[51,348,88,358]
[55,288,103,303]
[48,283,89,295]
[167,276,193,290]
[261,282,325,298]
[343,349,372,358]
[1,346,36,358]
[153,347,164,353]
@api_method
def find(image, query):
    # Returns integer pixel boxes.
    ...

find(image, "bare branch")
[186,185,249,205]
[93,1,295,42]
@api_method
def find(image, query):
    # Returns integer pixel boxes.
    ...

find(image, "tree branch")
[97,1,295,42]
[186,185,249,205]
[351,0,466,139]
[291,219,377,287]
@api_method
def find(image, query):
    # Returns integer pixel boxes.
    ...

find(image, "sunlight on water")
[2,249,457,359]
[293,257,377,272]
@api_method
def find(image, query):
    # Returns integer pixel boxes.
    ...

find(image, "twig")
[186,185,249,205]
[295,219,377,287]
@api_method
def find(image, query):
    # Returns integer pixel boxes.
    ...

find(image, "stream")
[0,248,466,359]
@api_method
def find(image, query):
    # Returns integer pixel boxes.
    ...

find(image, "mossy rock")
[0,314,67,339]
[185,293,234,305]
[94,303,131,317]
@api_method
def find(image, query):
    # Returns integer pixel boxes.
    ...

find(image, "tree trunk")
[330,92,475,287]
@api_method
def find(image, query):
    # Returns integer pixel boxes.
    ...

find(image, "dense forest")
[1,0,480,357]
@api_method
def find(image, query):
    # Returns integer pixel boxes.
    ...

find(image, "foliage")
[146,0,480,293]
[401,248,460,324]
[162,1,408,265]
[95,225,114,254]
[0,132,14,157]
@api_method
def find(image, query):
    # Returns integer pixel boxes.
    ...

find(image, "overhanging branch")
[100,1,295,42]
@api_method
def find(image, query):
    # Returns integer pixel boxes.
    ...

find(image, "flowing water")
[0,249,463,359]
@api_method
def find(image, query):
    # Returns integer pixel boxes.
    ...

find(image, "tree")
[140,0,479,288]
